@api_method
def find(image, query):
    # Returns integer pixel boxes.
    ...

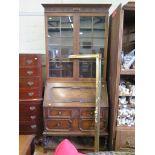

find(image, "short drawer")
[19,67,41,77]
[19,77,41,89]
[45,119,72,131]
[19,103,41,115]
[19,121,40,133]
[79,118,107,132]
[19,88,41,99]
[44,108,78,119]
[115,127,135,150]
[19,54,41,67]
[19,114,40,123]
[80,107,108,119]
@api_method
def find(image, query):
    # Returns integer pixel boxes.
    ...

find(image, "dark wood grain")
[19,54,43,135]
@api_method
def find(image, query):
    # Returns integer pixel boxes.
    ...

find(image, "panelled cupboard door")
[108,4,123,149]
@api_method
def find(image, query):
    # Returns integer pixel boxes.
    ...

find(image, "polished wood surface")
[115,126,135,150]
[42,4,111,151]
[19,54,43,135]
[19,135,35,155]
[108,2,135,150]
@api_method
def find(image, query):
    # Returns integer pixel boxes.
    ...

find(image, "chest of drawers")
[19,54,43,135]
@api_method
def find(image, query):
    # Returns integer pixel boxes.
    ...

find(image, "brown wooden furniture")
[108,2,135,150]
[19,135,35,155]
[42,4,111,152]
[19,54,43,135]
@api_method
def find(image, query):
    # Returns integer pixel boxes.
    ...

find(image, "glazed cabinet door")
[47,15,74,78]
[45,13,108,81]
[79,15,106,78]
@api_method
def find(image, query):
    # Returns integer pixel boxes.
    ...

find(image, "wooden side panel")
[108,4,123,149]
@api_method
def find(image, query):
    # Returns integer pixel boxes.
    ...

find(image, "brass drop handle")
[27,81,34,86]
[28,92,34,96]
[31,125,37,129]
[29,106,36,111]
[57,122,61,127]
[26,59,33,64]
[90,111,94,115]
[27,70,33,75]
[30,115,36,120]
[58,111,62,115]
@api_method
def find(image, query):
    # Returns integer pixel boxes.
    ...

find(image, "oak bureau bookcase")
[42,4,111,152]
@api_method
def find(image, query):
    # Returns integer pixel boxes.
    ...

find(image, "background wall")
[19,0,134,54]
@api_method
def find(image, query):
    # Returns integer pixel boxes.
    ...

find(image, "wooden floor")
[33,145,54,155]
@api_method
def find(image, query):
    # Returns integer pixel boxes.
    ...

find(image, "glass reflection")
[61,16,73,28]
[93,16,105,29]
[48,17,60,27]
[80,17,92,28]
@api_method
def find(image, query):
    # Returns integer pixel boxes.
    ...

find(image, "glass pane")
[93,29,105,38]
[79,60,104,78]
[61,16,73,28]
[80,38,92,47]
[48,37,60,45]
[48,17,60,27]
[79,59,96,78]
[62,62,73,77]
[61,28,73,37]
[61,37,73,46]
[93,38,104,46]
[80,46,92,54]
[48,46,61,59]
[61,46,73,57]
[80,16,92,28]
[48,28,60,37]
[92,47,104,58]
[80,28,92,37]
[49,61,73,77]
[93,16,105,29]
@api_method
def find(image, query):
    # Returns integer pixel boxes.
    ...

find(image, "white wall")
[19,0,134,54]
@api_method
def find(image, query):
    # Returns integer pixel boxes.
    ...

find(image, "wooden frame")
[108,2,135,150]
[42,4,111,82]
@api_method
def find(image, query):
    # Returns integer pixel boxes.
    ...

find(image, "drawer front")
[80,107,108,119]
[115,128,135,150]
[80,108,95,118]
[45,119,72,131]
[19,54,41,67]
[19,67,41,77]
[19,121,40,133]
[79,119,106,132]
[19,88,41,99]
[19,104,41,115]
[19,114,41,123]
[19,77,40,89]
[44,108,78,119]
